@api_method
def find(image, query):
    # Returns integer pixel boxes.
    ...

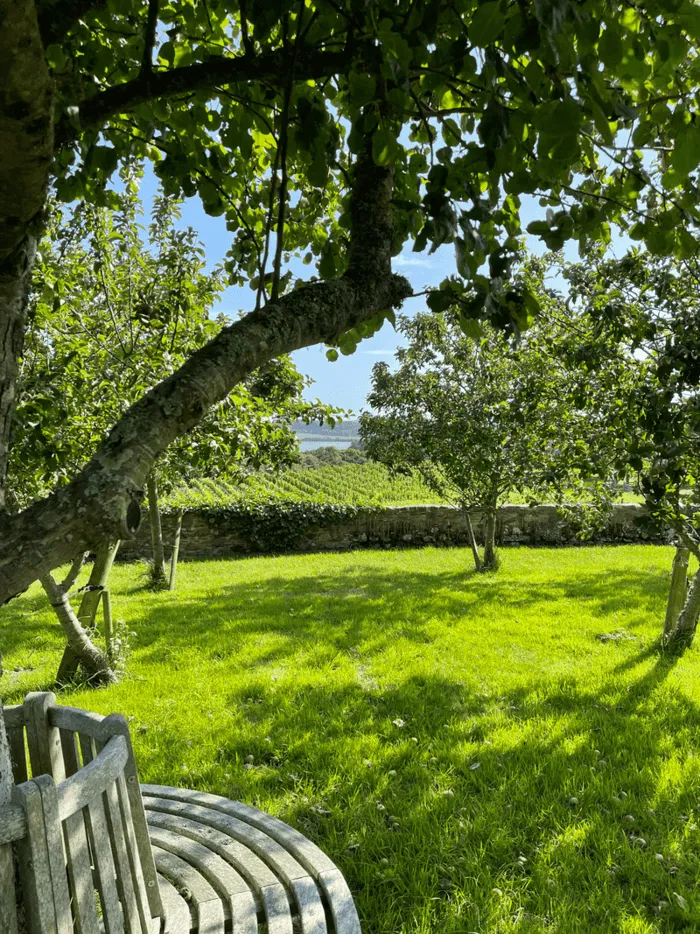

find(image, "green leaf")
[670,124,700,176]
[348,73,376,108]
[372,126,397,166]
[470,2,506,46]
[426,291,454,313]
[598,28,623,67]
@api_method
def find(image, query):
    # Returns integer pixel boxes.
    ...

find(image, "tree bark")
[483,512,497,570]
[463,509,482,572]
[60,551,88,593]
[0,0,54,511]
[146,473,166,586]
[56,540,119,683]
[169,509,184,591]
[40,572,117,685]
[0,154,410,604]
[669,564,700,644]
[0,701,19,934]
[663,546,689,637]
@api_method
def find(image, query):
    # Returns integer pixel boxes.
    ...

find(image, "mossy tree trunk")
[669,564,700,645]
[41,573,117,685]
[146,473,166,586]
[663,546,689,638]
[483,511,498,570]
[55,541,120,683]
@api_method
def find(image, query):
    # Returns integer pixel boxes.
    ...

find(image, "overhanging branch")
[55,46,356,147]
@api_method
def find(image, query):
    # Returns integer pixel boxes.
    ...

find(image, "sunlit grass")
[2,545,699,933]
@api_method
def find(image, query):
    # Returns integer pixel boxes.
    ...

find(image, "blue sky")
[138,167,623,415]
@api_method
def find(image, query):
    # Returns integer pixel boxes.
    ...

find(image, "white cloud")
[394,255,436,268]
[361,349,395,356]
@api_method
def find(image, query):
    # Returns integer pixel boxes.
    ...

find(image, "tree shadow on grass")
[5,555,699,931]
[128,562,672,674]
[129,638,699,933]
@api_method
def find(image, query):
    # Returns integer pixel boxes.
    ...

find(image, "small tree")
[559,249,700,646]
[360,304,612,571]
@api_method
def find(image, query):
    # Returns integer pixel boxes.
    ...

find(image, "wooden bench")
[1,692,360,934]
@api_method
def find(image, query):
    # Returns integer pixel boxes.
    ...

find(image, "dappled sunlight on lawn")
[2,545,700,933]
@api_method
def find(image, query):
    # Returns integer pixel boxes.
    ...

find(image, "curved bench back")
[3,693,163,934]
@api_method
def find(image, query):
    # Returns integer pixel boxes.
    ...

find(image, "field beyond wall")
[2,546,699,933]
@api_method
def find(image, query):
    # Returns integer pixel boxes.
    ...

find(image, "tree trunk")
[669,564,700,645]
[40,573,117,686]
[0,701,19,934]
[0,0,54,513]
[663,546,689,637]
[0,152,411,605]
[0,239,36,514]
[463,509,482,572]
[56,540,120,684]
[169,509,184,591]
[146,473,166,586]
[483,512,497,570]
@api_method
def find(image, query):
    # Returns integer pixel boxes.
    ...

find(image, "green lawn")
[2,545,700,933]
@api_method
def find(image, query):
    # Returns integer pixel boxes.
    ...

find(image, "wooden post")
[168,510,184,592]
[462,509,482,572]
[0,701,19,934]
[102,590,113,662]
[664,546,690,637]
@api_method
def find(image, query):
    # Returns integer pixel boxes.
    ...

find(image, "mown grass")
[2,545,700,933]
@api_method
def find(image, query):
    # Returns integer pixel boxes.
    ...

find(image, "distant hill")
[292,419,360,442]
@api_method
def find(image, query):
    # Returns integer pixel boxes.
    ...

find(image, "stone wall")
[117,503,668,562]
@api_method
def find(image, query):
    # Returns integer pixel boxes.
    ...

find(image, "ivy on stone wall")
[195,500,374,553]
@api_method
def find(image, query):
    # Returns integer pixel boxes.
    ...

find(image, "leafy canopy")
[50,0,700,340]
[359,295,621,516]
[10,183,335,508]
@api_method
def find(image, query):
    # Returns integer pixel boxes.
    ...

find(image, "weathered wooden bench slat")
[151,844,226,934]
[142,788,361,934]
[57,736,127,820]
[103,779,146,934]
[143,794,312,883]
[12,780,59,934]
[156,873,191,934]
[63,803,101,934]
[8,726,28,784]
[59,729,81,778]
[34,775,74,934]
[142,805,293,932]
[114,773,155,934]
[0,804,27,846]
[142,794,330,934]
[149,824,258,934]
[86,792,126,934]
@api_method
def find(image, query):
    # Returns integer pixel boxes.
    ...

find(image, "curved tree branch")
[0,154,411,602]
[55,46,359,147]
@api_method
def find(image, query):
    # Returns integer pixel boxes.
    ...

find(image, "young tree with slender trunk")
[361,304,617,571]
[1,0,700,605]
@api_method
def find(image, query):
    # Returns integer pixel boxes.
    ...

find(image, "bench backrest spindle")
[2,693,164,934]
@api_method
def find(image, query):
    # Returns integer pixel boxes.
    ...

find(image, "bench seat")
[143,786,359,934]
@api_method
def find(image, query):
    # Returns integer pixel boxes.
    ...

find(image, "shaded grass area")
[2,546,700,933]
